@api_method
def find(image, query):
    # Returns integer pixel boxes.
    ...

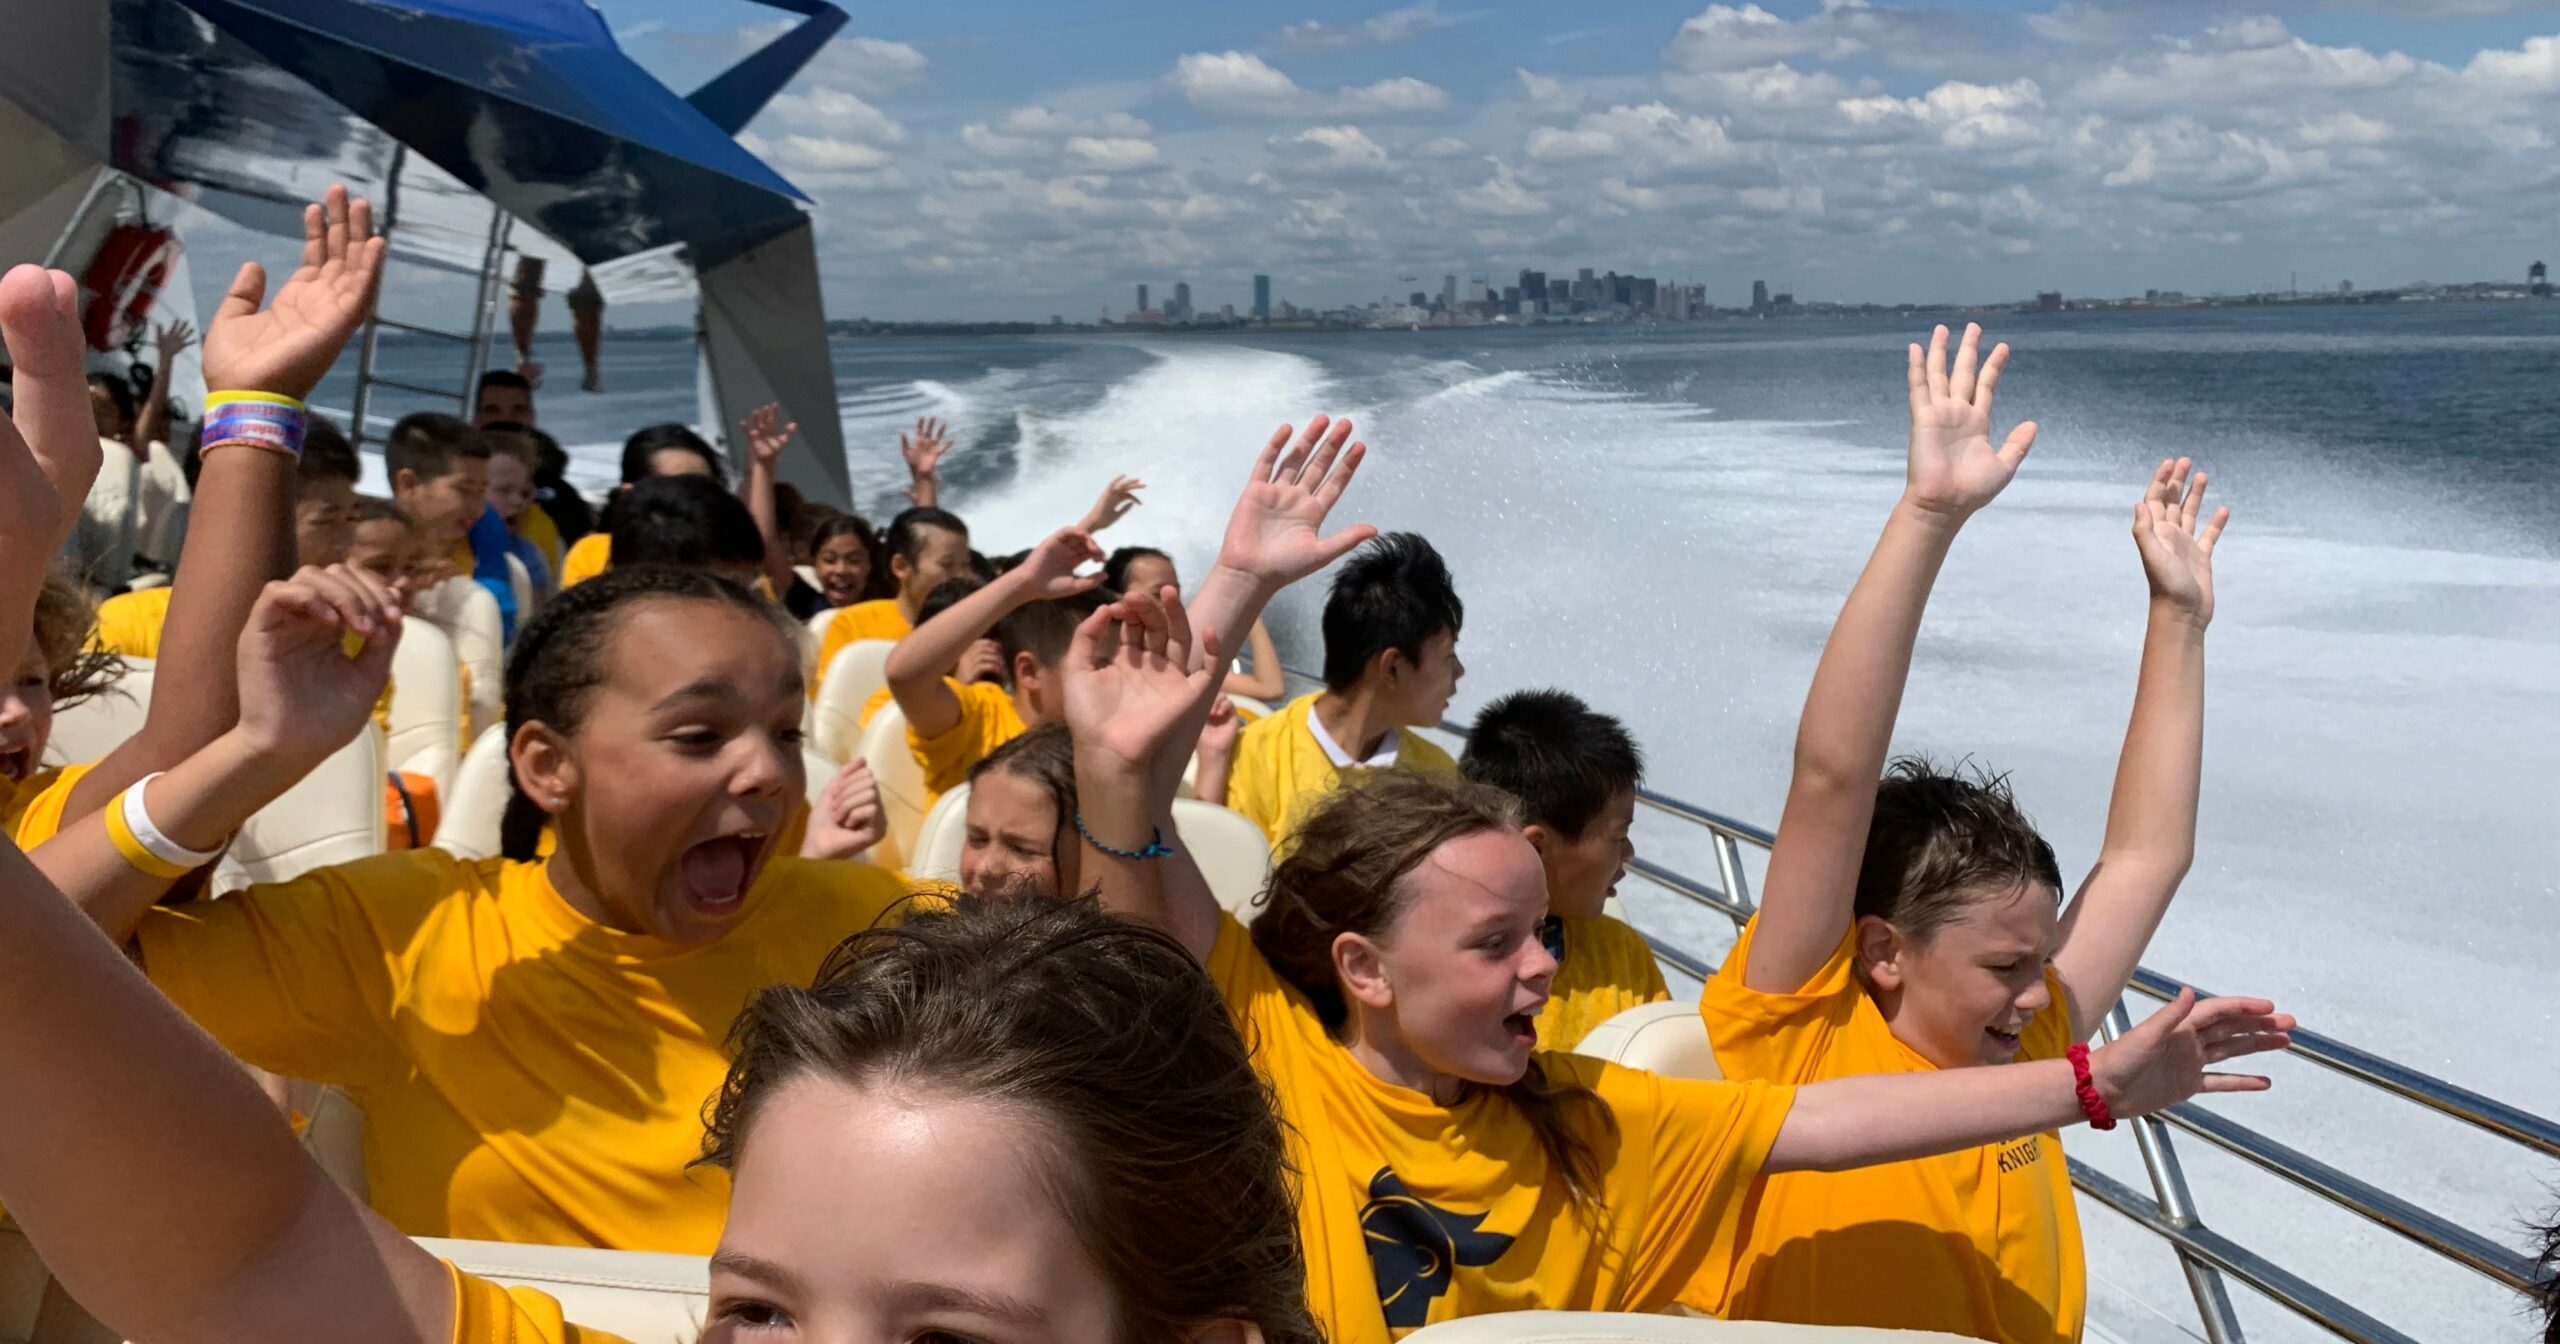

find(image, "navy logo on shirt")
[1360,1167,1514,1328]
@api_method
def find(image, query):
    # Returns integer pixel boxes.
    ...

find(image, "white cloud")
[1515,68,1584,112]
[1526,103,1757,180]
[764,88,907,145]
[1664,2,1849,72]
[827,35,928,91]
[1171,51,1452,118]
[1064,136,1165,173]
[1271,2,1467,52]
[1453,161,1549,217]
[1269,125,1396,176]
[964,106,1162,165]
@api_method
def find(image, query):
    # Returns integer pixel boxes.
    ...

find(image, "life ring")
[81,223,181,352]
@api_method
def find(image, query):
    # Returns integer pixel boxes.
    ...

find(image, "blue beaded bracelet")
[1074,813,1176,861]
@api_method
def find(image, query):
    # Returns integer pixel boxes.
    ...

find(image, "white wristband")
[123,772,227,869]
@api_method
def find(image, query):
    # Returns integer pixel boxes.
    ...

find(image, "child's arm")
[884,526,1102,737]
[1744,325,2036,993]
[0,266,104,677]
[1192,695,1240,807]
[1767,989,2289,1172]
[63,187,383,826]
[1223,616,1288,701]
[1185,415,1375,691]
[1075,473,1145,535]
[130,318,193,455]
[900,416,951,508]
[739,402,798,597]
[33,566,401,946]
[0,816,451,1344]
[2051,459,2228,1039]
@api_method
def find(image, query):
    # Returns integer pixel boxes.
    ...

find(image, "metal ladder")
[345,145,515,446]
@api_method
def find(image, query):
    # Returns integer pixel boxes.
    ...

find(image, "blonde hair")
[30,576,122,706]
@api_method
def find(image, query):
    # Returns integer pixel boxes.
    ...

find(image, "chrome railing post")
[1712,832,1755,915]
[347,145,406,448]
[2103,1000,2247,1344]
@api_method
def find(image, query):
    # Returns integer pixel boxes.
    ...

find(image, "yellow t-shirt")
[135,848,915,1253]
[1683,916,2084,1342]
[812,600,913,701]
[1541,915,1671,1051]
[908,680,1025,805]
[92,585,395,731]
[1207,914,1792,1343]
[556,533,611,590]
[451,1264,627,1344]
[859,684,894,728]
[516,504,565,585]
[1226,692,1459,845]
[4,763,90,847]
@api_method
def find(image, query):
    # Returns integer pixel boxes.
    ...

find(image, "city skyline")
[172,1,2560,327]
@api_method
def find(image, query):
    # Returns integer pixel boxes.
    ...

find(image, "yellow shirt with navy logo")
[555,533,612,590]
[135,848,914,1253]
[812,600,913,701]
[1683,915,2084,1344]
[908,680,1026,807]
[1226,692,1459,846]
[1541,914,1672,1051]
[4,763,91,848]
[92,585,395,732]
[1207,914,1792,1343]
[451,1265,626,1344]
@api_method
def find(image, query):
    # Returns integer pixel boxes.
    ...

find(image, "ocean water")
[316,302,2560,1342]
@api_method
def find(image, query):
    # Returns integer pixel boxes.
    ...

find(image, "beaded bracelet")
[1073,813,1176,861]
[201,389,308,460]
[102,773,225,879]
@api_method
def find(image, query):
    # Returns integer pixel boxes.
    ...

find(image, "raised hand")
[1065,587,1221,784]
[2090,989,2294,1120]
[2133,457,2229,627]
[200,185,386,399]
[152,318,196,364]
[1018,527,1106,599]
[1904,323,2035,520]
[232,566,403,772]
[1199,693,1241,758]
[900,417,952,489]
[799,758,886,860]
[0,266,104,608]
[742,403,798,470]
[1077,474,1146,534]
[1214,415,1377,592]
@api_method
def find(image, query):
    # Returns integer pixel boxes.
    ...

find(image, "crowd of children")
[0,185,2351,1344]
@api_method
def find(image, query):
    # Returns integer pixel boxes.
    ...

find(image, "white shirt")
[1305,699,1399,770]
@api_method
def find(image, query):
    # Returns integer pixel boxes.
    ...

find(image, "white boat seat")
[411,576,505,745]
[852,700,928,871]
[434,725,512,861]
[421,1238,708,1344]
[384,619,464,795]
[39,664,151,769]
[807,637,895,765]
[507,553,537,621]
[1571,1002,1722,1082]
[1404,1311,1981,1341]
[211,725,386,894]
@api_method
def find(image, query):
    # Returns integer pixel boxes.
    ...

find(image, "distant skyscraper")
[1172,281,1192,321]
[1409,290,1428,308]
[1751,279,1769,315]
[1441,274,1458,312]
[1547,278,1571,308]
[1137,283,1149,314]
[1253,274,1271,320]
[1464,276,1488,305]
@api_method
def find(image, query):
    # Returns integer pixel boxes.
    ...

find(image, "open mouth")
[0,744,31,784]
[1985,1025,2024,1054]
[677,832,768,916]
[1503,998,1546,1049]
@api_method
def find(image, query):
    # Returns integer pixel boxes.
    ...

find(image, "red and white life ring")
[81,223,181,352]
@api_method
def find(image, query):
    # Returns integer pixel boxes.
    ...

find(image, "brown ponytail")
[1252,771,1615,1209]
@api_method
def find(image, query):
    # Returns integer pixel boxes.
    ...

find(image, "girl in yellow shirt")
[1687,326,2242,1342]
[2,577,120,845]
[1062,413,2293,1344]
[45,565,909,1254]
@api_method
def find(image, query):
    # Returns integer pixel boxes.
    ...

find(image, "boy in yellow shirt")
[1221,530,1463,843]
[1460,688,1670,1050]
[881,526,1105,806]
[1684,327,2238,1344]
[385,412,492,574]
[90,416,363,660]
[811,503,972,691]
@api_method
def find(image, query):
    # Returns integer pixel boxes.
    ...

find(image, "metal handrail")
[1270,671,2556,1341]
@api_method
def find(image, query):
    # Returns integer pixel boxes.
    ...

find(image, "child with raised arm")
[1222,529,1464,843]
[883,526,1108,808]
[811,504,972,681]
[1461,689,1670,1049]
[1679,325,2233,1343]
[1062,415,2285,1344]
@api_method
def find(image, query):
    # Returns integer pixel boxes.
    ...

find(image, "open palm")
[743,403,797,468]
[234,567,402,770]
[1216,414,1377,589]
[2093,990,2294,1120]
[201,185,386,399]
[900,417,952,477]
[2132,457,2229,626]
[1904,323,2035,519]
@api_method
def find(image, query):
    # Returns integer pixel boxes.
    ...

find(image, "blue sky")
[195,1,2560,324]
